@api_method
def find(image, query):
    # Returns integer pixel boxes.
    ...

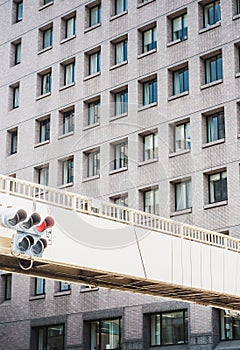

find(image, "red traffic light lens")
[35,216,55,233]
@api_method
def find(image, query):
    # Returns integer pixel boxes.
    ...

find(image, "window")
[9,128,18,155]
[143,79,157,105]
[16,1,23,22]
[39,118,50,143]
[86,150,100,177]
[172,66,189,95]
[115,39,128,64]
[4,274,12,301]
[143,133,158,161]
[43,0,53,4]
[35,278,45,295]
[206,111,225,142]
[142,27,157,53]
[59,282,71,292]
[90,4,101,26]
[38,166,49,186]
[90,318,122,350]
[115,0,128,15]
[62,158,74,185]
[143,188,159,214]
[115,89,128,115]
[237,0,240,14]
[174,121,190,152]
[114,141,128,170]
[220,310,240,340]
[64,62,75,86]
[41,71,52,95]
[65,16,76,38]
[113,195,128,220]
[209,170,227,204]
[150,310,188,346]
[42,27,52,49]
[204,54,223,84]
[172,13,188,41]
[12,40,21,65]
[35,324,64,350]
[203,0,221,28]
[62,109,74,134]
[11,84,19,109]
[175,180,192,211]
[89,50,101,75]
[87,99,100,125]
[114,195,128,207]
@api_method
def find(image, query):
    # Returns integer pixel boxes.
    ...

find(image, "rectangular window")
[237,0,240,14]
[172,14,188,41]
[115,40,128,64]
[205,54,222,84]
[207,111,225,142]
[143,133,158,161]
[220,310,240,340]
[112,195,128,220]
[14,42,21,64]
[9,129,18,155]
[90,318,122,350]
[143,79,157,105]
[35,278,45,295]
[41,72,51,95]
[64,62,75,85]
[12,85,19,109]
[175,180,192,211]
[90,4,101,26]
[88,100,100,125]
[16,1,23,22]
[39,118,50,143]
[66,17,76,38]
[143,27,157,53]
[87,150,100,177]
[44,0,53,4]
[143,188,159,214]
[59,282,71,292]
[62,158,74,185]
[38,166,49,186]
[36,324,64,350]
[173,66,189,95]
[151,310,188,346]
[174,122,190,152]
[63,110,74,134]
[114,195,128,207]
[4,274,12,300]
[203,0,221,27]
[42,28,52,49]
[115,0,128,14]
[115,89,128,115]
[209,171,227,204]
[114,142,128,170]
[89,51,101,75]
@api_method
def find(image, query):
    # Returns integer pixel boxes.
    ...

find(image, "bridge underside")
[0,252,240,311]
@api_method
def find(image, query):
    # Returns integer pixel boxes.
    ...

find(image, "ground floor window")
[36,324,65,350]
[90,318,122,350]
[220,310,240,340]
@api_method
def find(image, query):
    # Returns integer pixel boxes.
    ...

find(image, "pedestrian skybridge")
[0,174,239,310]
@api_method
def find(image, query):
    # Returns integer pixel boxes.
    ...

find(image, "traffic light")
[1,209,54,258]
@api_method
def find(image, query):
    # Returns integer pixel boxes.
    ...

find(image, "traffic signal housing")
[1,209,54,258]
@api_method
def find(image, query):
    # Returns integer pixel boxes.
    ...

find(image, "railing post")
[72,194,77,211]
[5,178,11,195]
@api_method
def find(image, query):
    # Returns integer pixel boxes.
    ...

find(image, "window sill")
[59,82,75,91]
[54,290,71,297]
[82,175,100,183]
[36,92,51,101]
[58,131,74,140]
[80,287,99,293]
[169,149,190,158]
[200,79,223,90]
[110,10,128,21]
[58,182,73,189]
[84,72,101,81]
[235,72,240,78]
[138,102,157,112]
[168,91,189,102]
[110,112,128,121]
[138,158,158,167]
[109,167,128,175]
[39,1,53,11]
[34,140,50,148]
[170,208,192,217]
[137,48,157,60]
[7,152,18,158]
[29,294,46,301]
[167,38,187,47]
[60,35,76,45]
[204,200,227,210]
[84,23,101,33]
[137,0,156,8]
[202,138,225,148]
[233,13,240,21]
[38,46,52,55]
[83,122,100,131]
[110,61,128,70]
[199,22,221,34]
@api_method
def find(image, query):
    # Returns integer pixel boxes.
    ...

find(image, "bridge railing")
[0,174,239,252]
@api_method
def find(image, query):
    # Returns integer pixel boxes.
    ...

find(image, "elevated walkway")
[0,175,239,310]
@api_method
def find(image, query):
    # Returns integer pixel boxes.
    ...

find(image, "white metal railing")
[0,174,240,252]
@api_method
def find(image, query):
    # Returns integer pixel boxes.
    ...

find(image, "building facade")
[1,0,240,348]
